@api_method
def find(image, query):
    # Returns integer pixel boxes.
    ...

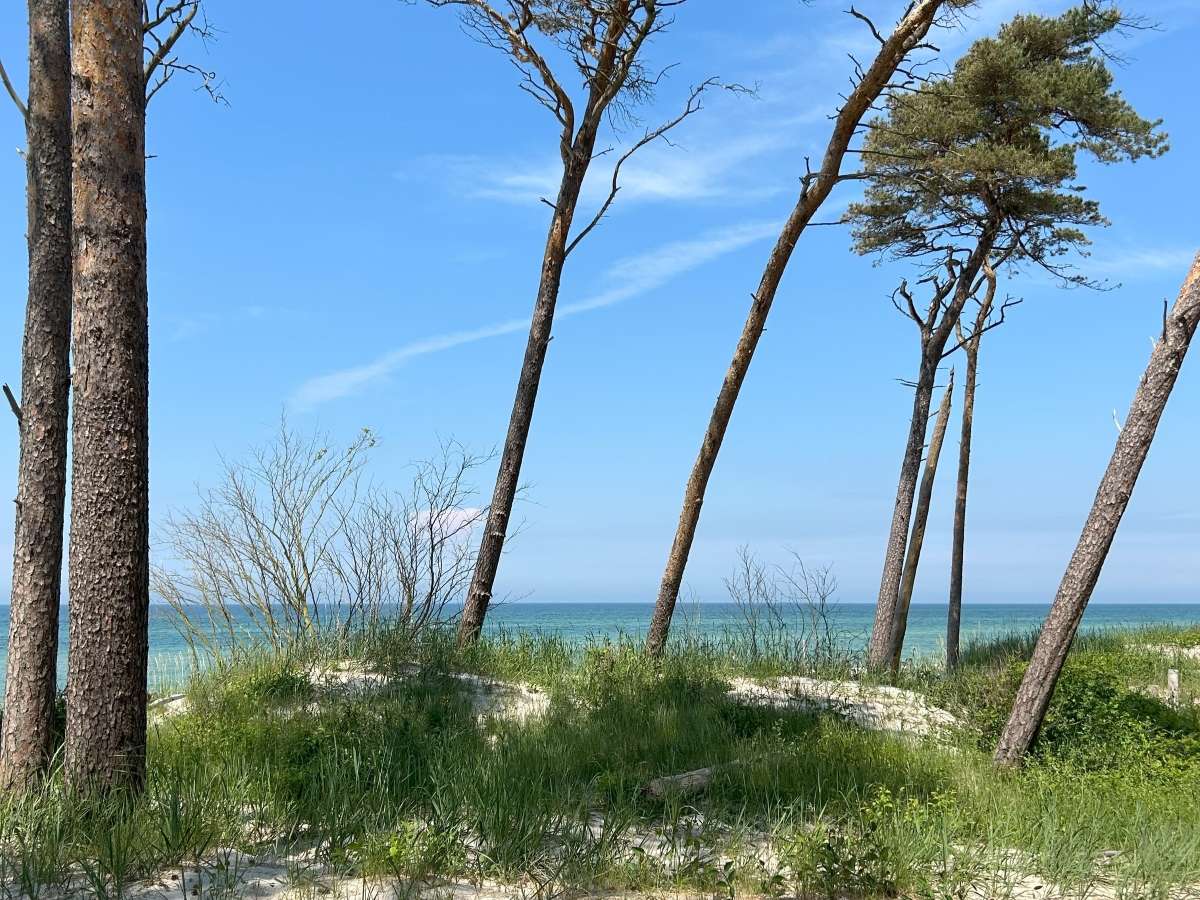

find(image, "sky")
[0,0,1198,608]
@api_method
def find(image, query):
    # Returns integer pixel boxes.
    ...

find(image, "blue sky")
[0,0,1197,606]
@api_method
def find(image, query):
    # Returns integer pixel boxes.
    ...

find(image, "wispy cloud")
[290,220,780,410]
[411,76,830,210]
[1089,246,1198,277]
[558,220,780,314]
[425,128,794,209]
[289,316,532,409]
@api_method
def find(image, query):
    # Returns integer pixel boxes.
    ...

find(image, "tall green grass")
[1,623,1198,897]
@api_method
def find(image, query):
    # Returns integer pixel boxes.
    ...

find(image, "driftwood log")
[642,765,726,800]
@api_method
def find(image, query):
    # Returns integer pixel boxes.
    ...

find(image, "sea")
[0,601,1197,694]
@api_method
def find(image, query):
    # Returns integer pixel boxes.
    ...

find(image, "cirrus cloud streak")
[290,220,781,410]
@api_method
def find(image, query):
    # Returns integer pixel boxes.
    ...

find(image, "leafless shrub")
[725,546,846,667]
[153,420,490,657]
[342,450,489,636]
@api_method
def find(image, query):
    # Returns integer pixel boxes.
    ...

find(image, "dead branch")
[428,0,578,153]
[144,2,198,86]
[144,0,193,33]
[942,260,1022,358]
[893,280,923,326]
[565,76,732,257]
[144,1,225,106]
[3,384,21,425]
[849,6,887,46]
[0,56,27,120]
[942,296,1021,358]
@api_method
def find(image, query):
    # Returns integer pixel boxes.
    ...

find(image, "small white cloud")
[167,316,211,342]
[411,506,483,534]
[163,304,305,343]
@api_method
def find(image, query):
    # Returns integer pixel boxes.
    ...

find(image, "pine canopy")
[846,3,1168,276]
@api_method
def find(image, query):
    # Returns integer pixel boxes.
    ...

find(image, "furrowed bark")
[947,291,993,671]
[64,0,150,791]
[888,369,954,675]
[868,354,936,669]
[994,252,1200,767]
[645,0,950,656]
[0,0,71,792]
[866,228,998,668]
[456,0,667,644]
[457,149,590,644]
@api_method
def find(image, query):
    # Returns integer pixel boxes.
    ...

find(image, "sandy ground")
[725,675,960,740]
[117,848,1198,900]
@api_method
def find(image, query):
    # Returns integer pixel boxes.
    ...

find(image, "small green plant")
[152,768,219,892]
[355,820,466,881]
[233,659,313,705]
[779,787,959,899]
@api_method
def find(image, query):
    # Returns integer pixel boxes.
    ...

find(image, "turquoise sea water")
[1,601,1198,693]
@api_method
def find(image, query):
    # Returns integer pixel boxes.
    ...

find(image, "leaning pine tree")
[995,252,1200,767]
[644,0,966,657]
[847,3,1167,670]
[425,0,718,645]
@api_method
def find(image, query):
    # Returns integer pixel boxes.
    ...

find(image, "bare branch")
[0,56,27,121]
[849,6,887,46]
[144,1,226,106]
[144,2,199,86]
[894,280,922,325]
[429,0,576,152]
[3,384,22,425]
[941,261,1023,358]
[566,77,729,258]
[144,1,193,33]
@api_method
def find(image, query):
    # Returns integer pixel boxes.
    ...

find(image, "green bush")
[1039,659,1200,770]
[941,650,1200,773]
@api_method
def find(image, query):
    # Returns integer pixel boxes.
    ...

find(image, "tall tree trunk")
[0,0,71,792]
[867,353,937,667]
[888,369,954,675]
[644,0,949,657]
[866,230,998,668]
[994,253,1200,767]
[457,147,592,645]
[947,289,994,671]
[63,0,150,791]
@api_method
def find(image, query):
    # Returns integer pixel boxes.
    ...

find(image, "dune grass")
[1,624,1198,898]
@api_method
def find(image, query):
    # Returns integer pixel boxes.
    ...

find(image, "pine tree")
[846,4,1166,669]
